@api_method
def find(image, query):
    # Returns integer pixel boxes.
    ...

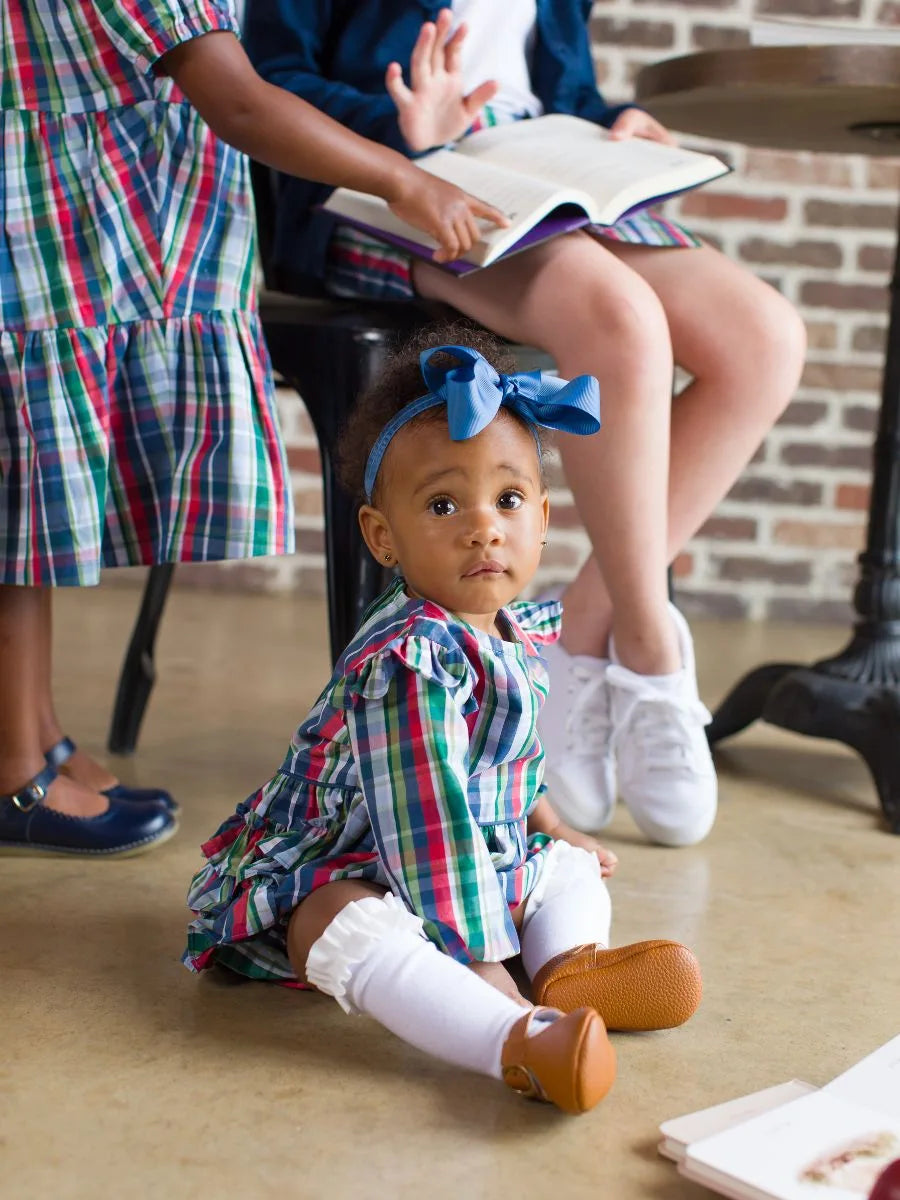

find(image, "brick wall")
[218,0,900,623]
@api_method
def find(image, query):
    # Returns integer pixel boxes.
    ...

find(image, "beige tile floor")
[3,581,899,1200]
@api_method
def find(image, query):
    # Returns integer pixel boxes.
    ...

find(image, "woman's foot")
[43,736,177,813]
[501,1006,616,1114]
[532,940,703,1032]
[0,763,177,856]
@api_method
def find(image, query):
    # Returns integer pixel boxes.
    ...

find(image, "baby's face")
[370,413,549,635]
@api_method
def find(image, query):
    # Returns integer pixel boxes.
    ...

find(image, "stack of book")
[659,1034,900,1200]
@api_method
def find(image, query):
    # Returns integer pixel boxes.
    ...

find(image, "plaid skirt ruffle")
[325,211,701,304]
[0,310,294,585]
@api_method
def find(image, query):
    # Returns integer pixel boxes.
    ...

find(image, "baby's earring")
[540,540,547,548]
[383,552,394,564]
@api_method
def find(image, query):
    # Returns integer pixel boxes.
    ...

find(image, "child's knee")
[302,891,427,1013]
[287,879,389,981]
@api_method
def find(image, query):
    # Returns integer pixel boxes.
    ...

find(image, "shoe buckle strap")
[4,763,57,813]
[501,1063,547,1101]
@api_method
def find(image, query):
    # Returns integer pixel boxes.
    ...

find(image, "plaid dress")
[0,0,293,585]
[184,577,561,982]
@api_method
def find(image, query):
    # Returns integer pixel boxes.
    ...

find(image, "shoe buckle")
[502,1064,547,1102]
[10,782,45,812]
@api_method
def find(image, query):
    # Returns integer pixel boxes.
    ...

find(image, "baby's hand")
[388,168,508,263]
[553,825,619,877]
[386,8,499,152]
[468,960,531,1007]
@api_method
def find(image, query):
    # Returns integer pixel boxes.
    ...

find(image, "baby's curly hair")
[337,320,547,504]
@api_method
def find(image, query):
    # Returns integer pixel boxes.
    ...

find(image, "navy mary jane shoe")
[0,763,177,857]
[45,737,178,814]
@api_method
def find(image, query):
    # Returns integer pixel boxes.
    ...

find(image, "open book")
[322,114,729,274]
[660,1034,900,1200]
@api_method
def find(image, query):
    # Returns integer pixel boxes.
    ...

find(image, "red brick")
[857,244,894,273]
[698,516,758,540]
[727,477,823,505]
[804,199,898,230]
[867,160,900,190]
[292,486,324,517]
[780,442,872,469]
[286,446,322,473]
[800,363,882,391]
[836,483,871,510]
[541,543,583,570]
[744,150,853,187]
[774,519,866,548]
[842,405,878,433]
[805,321,839,351]
[852,324,887,353]
[547,503,584,529]
[738,237,842,269]
[799,281,887,313]
[877,0,900,22]
[715,556,812,584]
[295,528,325,555]
[680,193,788,221]
[776,399,828,426]
[691,23,749,47]
[590,17,676,46]
[767,597,854,623]
[672,590,749,619]
[672,552,694,578]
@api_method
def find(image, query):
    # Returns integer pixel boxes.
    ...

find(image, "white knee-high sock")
[306,894,547,1079]
[520,842,613,980]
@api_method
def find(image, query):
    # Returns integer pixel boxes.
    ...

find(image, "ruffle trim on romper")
[305,893,426,1014]
[338,632,478,715]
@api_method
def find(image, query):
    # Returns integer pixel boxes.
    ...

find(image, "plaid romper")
[0,0,293,585]
[184,578,562,982]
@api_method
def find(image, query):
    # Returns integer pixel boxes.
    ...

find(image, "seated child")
[184,325,703,1115]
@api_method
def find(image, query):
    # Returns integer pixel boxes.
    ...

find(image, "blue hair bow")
[363,344,601,501]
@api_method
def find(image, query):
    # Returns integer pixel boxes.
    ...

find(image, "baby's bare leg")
[287,878,388,983]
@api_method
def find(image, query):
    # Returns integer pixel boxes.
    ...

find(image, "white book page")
[683,1089,900,1200]
[825,1034,900,1120]
[659,1080,816,1163]
[457,113,728,222]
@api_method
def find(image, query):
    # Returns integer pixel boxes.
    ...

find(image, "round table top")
[635,45,900,155]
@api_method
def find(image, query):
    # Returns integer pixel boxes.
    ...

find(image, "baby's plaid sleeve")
[92,0,239,75]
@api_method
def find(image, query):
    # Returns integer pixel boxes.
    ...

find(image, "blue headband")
[363,344,601,501]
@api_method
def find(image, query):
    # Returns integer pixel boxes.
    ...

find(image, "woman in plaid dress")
[184,329,703,1115]
[0,0,507,858]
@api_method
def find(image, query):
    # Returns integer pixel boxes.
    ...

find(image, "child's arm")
[160,32,507,263]
[528,793,618,877]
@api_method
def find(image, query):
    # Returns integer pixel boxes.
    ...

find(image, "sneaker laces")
[564,661,613,750]
[607,665,712,776]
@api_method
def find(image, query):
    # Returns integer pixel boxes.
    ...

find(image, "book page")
[322,148,595,266]
[456,114,729,224]
[658,1080,816,1163]
[826,1034,900,1120]
[682,1089,900,1200]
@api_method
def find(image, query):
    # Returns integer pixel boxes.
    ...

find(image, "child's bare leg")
[0,585,106,816]
[288,881,614,1111]
[34,589,121,792]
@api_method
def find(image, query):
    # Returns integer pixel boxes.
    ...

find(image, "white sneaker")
[538,638,617,832]
[608,604,717,847]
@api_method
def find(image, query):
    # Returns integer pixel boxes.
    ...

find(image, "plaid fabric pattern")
[1,0,293,584]
[324,104,699,302]
[184,577,562,981]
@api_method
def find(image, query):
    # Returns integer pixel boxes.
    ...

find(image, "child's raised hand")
[387,169,508,263]
[608,107,677,146]
[553,826,619,877]
[386,8,499,152]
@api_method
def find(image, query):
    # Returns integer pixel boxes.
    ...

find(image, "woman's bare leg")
[0,586,106,815]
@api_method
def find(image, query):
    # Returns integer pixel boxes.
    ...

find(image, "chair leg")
[107,563,176,755]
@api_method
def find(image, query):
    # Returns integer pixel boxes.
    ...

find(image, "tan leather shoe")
[532,941,702,1032]
[501,1006,616,1114]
